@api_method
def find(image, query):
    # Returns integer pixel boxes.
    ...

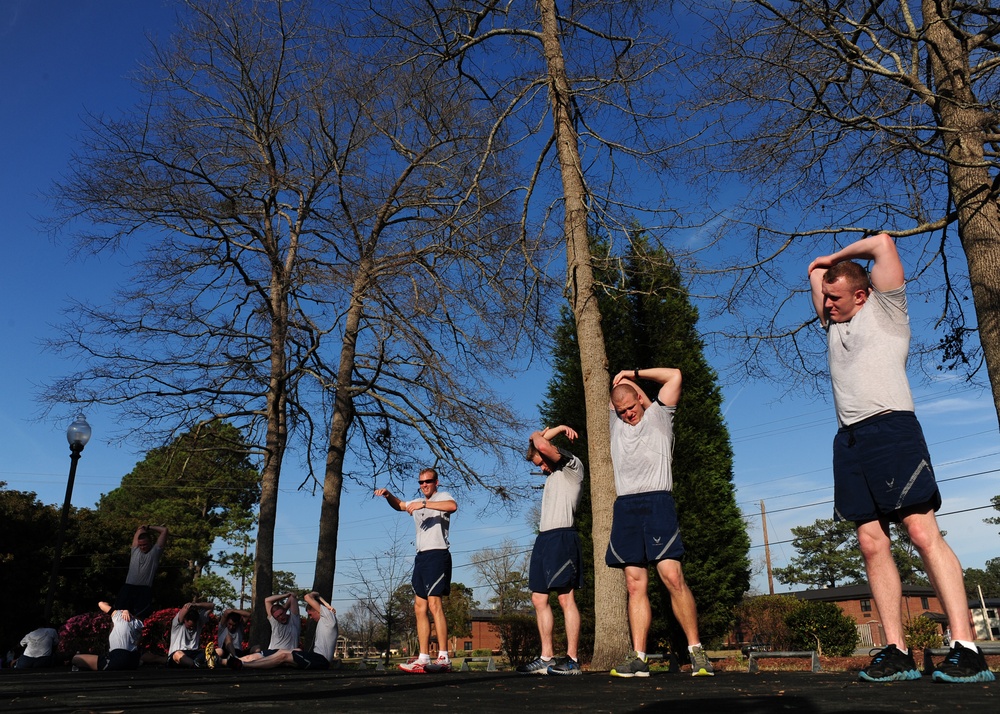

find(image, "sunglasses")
[418,479,437,485]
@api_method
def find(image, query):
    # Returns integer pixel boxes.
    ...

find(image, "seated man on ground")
[226,592,338,670]
[14,623,60,669]
[71,602,144,671]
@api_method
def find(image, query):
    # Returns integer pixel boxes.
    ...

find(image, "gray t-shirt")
[169,609,208,653]
[217,624,244,650]
[538,447,584,532]
[827,284,913,426]
[609,401,676,496]
[312,607,339,661]
[20,628,59,657]
[412,491,454,552]
[108,610,143,652]
[125,544,163,587]
[267,610,301,650]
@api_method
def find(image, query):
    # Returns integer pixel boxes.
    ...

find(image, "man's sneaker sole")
[424,661,451,673]
[204,642,218,669]
[859,669,921,682]
[691,668,714,677]
[610,669,650,678]
[932,669,995,683]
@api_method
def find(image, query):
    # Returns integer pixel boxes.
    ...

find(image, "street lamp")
[43,414,92,620]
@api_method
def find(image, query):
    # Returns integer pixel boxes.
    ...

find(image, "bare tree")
[305,5,544,599]
[345,525,414,665]
[46,0,329,640]
[470,539,531,615]
[44,0,540,639]
[685,1,1000,422]
[340,599,383,657]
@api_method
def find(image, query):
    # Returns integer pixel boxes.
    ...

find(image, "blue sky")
[2,1,998,615]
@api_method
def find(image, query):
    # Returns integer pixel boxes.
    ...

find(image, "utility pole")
[761,501,774,595]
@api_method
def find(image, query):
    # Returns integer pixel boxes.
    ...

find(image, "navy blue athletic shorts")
[168,648,206,666]
[605,491,685,567]
[292,651,330,669]
[99,649,140,671]
[833,410,941,523]
[528,527,583,593]
[412,549,452,598]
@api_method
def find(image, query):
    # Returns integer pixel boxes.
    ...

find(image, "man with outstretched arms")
[606,367,713,678]
[517,425,584,676]
[809,232,993,684]
[375,467,457,673]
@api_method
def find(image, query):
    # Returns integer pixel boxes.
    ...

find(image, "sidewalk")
[3,666,998,713]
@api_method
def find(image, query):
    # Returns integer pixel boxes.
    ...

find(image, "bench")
[460,656,497,672]
[747,650,821,673]
[921,643,1000,674]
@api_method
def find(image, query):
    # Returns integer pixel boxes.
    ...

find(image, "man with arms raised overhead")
[809,232,993,683]
[607,367,713,678]
[517,425,584,675]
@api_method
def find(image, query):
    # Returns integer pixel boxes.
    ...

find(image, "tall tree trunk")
[538,0,629,669]
[313,266,370,598]
[923,1,1000,425]
[250,298,288,645]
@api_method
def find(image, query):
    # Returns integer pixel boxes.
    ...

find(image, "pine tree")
[540,235,751,653]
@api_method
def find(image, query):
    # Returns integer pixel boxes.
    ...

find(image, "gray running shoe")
[610,652,650,678]
[689,645,714,677]
[517,656,552,675]
[547,656,582,675]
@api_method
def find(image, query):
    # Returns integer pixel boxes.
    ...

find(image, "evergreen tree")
[540,235,751,654]
[0,484,60,646]
[773,519,864,589]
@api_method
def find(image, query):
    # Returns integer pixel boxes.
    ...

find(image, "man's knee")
[624,567,648,597]
[556,589,576,609]
[427,595,446,617]
[656,560,686,593]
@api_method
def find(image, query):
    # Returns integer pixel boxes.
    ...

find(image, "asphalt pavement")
[3,665,998,713]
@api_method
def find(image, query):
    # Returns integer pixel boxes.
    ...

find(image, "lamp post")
[43,414,92,620]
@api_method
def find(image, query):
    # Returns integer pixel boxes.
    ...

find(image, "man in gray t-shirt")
[230,592,338,670]
[71,602,144,671]
[809,233,990,684]
[15,626,59,669]
[115,524,168,618]
[167,601,214,667]
[517,425,584,676]
[375,468,458,673]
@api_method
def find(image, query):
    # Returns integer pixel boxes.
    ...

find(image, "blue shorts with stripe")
[605,491,684,567]
[528,527,583,593]
[291,651,330,670]
[833,410,941,524]
[412,549,452,598]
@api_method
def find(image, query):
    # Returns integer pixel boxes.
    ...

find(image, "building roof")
[787,583,936,601]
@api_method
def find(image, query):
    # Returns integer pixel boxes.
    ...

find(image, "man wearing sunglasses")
[375,468,458,673]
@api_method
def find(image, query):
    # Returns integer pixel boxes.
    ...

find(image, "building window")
[464,641,472,651]
[921,597,930,609]
[860,599,872,613]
